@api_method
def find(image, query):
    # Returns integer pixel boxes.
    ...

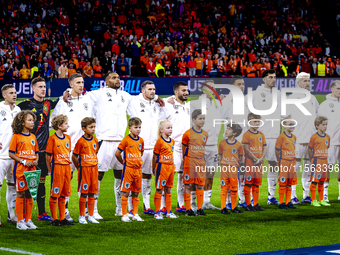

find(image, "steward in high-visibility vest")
[155,63,165,77]
[317,63,326,76]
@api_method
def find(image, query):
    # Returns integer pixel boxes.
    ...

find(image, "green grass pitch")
[1,95,340,255]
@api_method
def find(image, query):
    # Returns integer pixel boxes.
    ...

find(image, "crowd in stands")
[0,0,340,80]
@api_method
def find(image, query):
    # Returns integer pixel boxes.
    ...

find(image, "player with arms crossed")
[287,72,319,204]
[0,84,21,224]
[182,109,209,216]
[51,73,95,221]
[72,117,100,223]
[308,116,331,207]
[9,111,39,230]
[153,120,178,219]
[115,117,145,222]
[318,80,340,201]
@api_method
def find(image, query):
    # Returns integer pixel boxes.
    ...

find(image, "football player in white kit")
[318,80,340,202]
[220,76,247,208]
[164,82,190,213]
[287,72,319,204]
[250,69,281,205]
[0,84,21,224]
[51,73,95,221]
[127,81,167,215]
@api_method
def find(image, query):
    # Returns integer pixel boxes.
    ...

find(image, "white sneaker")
[128,210,134,218]
[115,209,122,217]
[65,212,74,222]
[132,214,144,221]
[324,194,329,203]
[338,195,340,201]
[166,212,178,219]
[154,212,163,220]
[87,216,100,223]
[121,214,131,222]
[25,219,38,229]
[191,203,198,211]
[17,220,28,230]
[203,202,220,210]
[93,212,103,220]
[7,215,18,224]
[78,216,88,224]
[85,209,89,219]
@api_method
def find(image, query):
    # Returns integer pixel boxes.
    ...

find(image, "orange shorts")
[221,177,238,191]
[51,164,72,198]
[78,165,99,194]
[120,166,142,193]
[310,158,328,183]
[183,156,205,185]
[13,161,36,192]
[155,163,175,190]
[244,157,263,186]
[278,159,297,186]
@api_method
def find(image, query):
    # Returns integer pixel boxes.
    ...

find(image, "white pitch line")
[0,247,44,255]
[326,250,340,254]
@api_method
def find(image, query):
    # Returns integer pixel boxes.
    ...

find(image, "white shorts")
[265,139,277,162]
[174,150,183,173]
[205,145,218,168]
[97,141,123,172]
[296,144,309,160]
[142,150,153,175]
[0,159,14,185]
[328,145,340,164]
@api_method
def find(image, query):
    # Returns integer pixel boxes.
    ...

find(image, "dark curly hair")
[12,110,36,134]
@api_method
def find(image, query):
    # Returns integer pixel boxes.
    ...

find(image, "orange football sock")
[310,183,317,201]
[49,197,58,221]
[154,192,162,212]
[318,184,324,202]
[279,186,286,204]
[231,191,237,210]
[244,185,251,206]
[286,187,292,205]
[16,197,24,222]
[79,197,86,217]
[184,193,191,210]
[165,193,172,214]
[88,197,95,217]
[25,198,33,221]
[132,197,139,216]
[220,190,227,209]
[252,185,259,206]
[58,197,65,221]
[196,190,204,210]
[121,196,128,215]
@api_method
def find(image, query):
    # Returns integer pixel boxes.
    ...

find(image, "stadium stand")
[0,0,339,78]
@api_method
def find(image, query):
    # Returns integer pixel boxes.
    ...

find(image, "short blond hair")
[51,114,68,131]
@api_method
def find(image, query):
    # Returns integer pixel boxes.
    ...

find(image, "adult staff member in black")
[18,77,59,221]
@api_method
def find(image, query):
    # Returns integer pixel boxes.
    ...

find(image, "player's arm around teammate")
[152,120,178,219]
[72,117,100,224]
[9,111,39,230]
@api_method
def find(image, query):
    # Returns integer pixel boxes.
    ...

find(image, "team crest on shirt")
[0,110,6,116]
[153,106,156,113]
[221,180,225,186]
[31,139,35,145]
[93,143,97,149]
[83,184,88,190]
[259,137,262,142]
[316,174,322,180]
[19,181,25,188]
[140,102,145,108]
[107,92,112,97]
[246,175,252,181]
[232,148,237,154]
[54,187,60,194]
[121,95,125,103]
[187,108,190,115]
[261,93,266,97]
[83,103,88,111]
[203,136,206,142]
[172,145,174,151]
[66,142,70,149]
[125,182,130,189]
[67,102,73,108]
[184,174,189,181]
[326,140,329,146]
[293,140,296,145]
[161,180,167,186]
[330,103,334,108]
[43,105,48,112]
[138,143,142,150]
[280,177,285,183]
